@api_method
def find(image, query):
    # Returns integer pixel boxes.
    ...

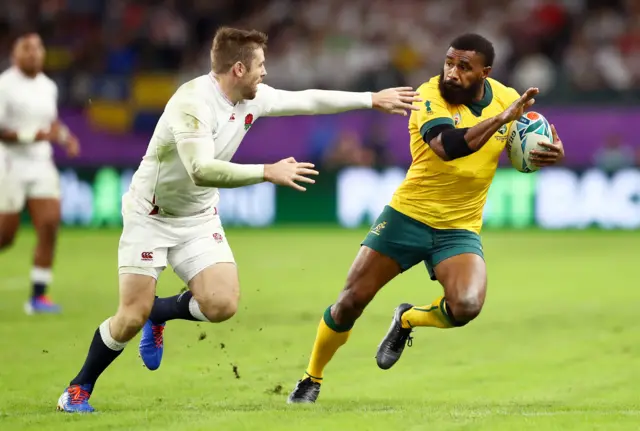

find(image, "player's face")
[13,34,45,76]
[439,48,489,105]
[240,48,267,100]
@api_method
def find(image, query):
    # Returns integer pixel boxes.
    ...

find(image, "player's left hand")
[372,87,422,116]
[63,135,80,158]
[529,124,564,167]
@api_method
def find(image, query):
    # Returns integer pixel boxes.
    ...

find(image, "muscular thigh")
[433,253,487,306]
[27,198,61,231]
[332,245,402,324]
[187,262,239,304]
[118,273,157,312]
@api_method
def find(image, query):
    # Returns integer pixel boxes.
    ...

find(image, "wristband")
[17,129,38,144]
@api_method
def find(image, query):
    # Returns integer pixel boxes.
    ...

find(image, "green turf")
[0,227,638,430]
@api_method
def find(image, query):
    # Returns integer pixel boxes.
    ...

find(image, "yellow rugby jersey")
[389,75,519,233]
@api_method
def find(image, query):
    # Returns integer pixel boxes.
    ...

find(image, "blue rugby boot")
[139,319,165,370]
[25,295,61,315]
[56,384,95,413]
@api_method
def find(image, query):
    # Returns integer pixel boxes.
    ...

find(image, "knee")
[333,282,371,325]
[119,312,148,332]
[112,306,151,341]
[447,290,485,325]
[196,288,239,323]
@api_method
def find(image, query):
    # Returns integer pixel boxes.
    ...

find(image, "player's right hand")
[499,87,539,123]
[264,157,319,192]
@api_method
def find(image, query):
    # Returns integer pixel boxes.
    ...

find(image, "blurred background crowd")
[0,0,638,170]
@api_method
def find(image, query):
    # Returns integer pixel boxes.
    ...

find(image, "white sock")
[99,318,127,351]
[31,266,53,285]
[188,297,210,322]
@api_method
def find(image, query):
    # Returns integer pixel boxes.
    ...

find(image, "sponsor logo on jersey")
[453,113,461,127]
[229,113,236,122]
[496,123,509,141]
[213,232,224,243]
[425,100,433,114]
[141,251,154,261]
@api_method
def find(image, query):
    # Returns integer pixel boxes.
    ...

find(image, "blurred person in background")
[0,33,80,314]
[593,133,634,173]
[322,129,374,171]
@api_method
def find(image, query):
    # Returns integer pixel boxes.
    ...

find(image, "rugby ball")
[506,111,553,173]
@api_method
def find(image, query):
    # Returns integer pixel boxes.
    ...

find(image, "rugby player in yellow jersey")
[288,34,565,403]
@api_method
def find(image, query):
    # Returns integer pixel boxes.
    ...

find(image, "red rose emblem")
[244,114,254,131]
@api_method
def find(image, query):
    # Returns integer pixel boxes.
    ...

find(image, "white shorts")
[117,194,235,284]
[0,156,60,213]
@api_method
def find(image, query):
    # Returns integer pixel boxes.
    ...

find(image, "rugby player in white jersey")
[56,27,421,413]
[0,33,80,314]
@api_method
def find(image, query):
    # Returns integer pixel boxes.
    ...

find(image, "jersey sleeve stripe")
[419,117,455,140]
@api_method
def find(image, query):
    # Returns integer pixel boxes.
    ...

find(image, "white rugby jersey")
[128,72,372,217]
[0,67,58,160]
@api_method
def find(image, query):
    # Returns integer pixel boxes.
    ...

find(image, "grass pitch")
[0,227,638,430]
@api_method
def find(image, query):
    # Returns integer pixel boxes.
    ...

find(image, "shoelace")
[152,325,165,348]
[390,327,413,351]
[36,295,54,305]
[295,380,318,399]
[68,385,91,405]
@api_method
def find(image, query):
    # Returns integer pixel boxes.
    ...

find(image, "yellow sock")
[401,296,454,329]
[303,306,352,383]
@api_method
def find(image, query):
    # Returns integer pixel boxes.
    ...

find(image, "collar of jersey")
[465,80,493,117]
[209,72,235,107]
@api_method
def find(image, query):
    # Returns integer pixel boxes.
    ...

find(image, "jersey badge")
[453,113,461,127]
[244,113,254,131]
[495,123,508,141]
[425,100,433,114]
[370,221,387,236]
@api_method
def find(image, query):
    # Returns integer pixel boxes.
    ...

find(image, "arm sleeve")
[416,84,454,143]
[168,99,264,188]
[257,84,372,117]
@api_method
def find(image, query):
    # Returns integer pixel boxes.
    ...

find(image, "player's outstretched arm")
[263,86,421,117]
[171,98,318,190]
[428,87,539,161]
[176,137,318,191]
[177,136,265,188]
